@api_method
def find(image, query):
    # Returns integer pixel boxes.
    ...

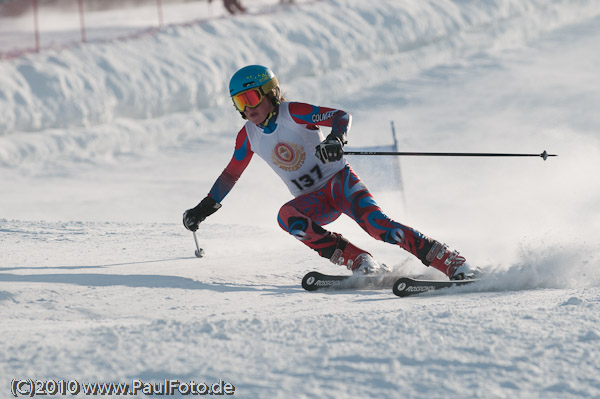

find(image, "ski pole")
[343,150,557,160]
[192,231,204,258]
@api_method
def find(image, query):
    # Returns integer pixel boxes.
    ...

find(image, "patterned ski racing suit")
[207,101,437,267]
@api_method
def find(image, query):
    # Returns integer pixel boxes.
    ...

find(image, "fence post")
[78,0,87,43]
[157,0,164,27]
[32,0,40,52]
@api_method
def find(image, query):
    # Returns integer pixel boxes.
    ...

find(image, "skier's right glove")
[315,133,345,164]
[183,196,222,231]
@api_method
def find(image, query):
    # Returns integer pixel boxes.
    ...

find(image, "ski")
[392,277,477,297]
[301,271,398,291]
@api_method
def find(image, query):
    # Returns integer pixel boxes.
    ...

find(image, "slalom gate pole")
[343,150,557,161]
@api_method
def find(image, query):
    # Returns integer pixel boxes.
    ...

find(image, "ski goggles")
[232,88,264,112]
[231,77,279,112]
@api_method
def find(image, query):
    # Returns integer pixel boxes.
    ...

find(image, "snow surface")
[2,0,600,398]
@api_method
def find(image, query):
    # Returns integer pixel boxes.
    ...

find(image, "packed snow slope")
[2,0,600,398]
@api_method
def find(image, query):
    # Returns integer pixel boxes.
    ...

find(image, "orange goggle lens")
[232,88,263,112]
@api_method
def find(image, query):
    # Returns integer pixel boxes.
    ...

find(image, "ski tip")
[301,271,324,291]
[392,277,413,297]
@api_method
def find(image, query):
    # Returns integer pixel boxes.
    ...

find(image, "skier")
[183,65,477,279]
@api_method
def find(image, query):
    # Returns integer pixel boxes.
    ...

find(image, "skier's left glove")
[315,133,345,164]
[183,196,222,231]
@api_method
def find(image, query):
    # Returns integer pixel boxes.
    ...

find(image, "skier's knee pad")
[277,203,330,241]
[277,204,307,237]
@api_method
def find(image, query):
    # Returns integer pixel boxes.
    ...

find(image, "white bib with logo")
[244,102,345,196]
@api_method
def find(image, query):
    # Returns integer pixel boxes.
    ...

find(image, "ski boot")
[423,240,479,280]
[329,235,391,275]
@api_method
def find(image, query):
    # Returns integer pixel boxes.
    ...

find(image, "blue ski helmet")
[229,65,279,97]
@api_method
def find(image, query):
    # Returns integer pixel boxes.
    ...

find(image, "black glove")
[315,133,345,164]
[183,196,222,231]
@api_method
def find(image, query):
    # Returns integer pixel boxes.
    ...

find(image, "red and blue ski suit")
[208,102,434,264]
